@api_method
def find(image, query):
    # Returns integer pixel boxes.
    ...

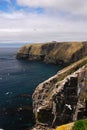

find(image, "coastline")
[16,42,87,130]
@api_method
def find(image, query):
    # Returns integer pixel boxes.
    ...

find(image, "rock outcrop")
[32,57,87,129]
[17,41,87,65]
[16,42,87,130]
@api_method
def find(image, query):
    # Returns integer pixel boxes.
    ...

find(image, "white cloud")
[5,0,10,3]
[0,0,87,43]
[0,10,87,43]
[16,0,87,16]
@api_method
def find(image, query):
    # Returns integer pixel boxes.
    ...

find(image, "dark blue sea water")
[0,48,62,130]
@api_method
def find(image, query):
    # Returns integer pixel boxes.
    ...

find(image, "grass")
[56,123,74,130]
[18,42,83,60]
[56,119,87,130]
[47,56,87,100]
[72,119,87,130]
[57,56,87,82]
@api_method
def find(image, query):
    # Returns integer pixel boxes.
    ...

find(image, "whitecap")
[5,92,10,95]
[5,92,13,95]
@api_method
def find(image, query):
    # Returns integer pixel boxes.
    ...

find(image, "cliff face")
[32,57,87,128]
[17,42,87,130]
[17,42,87,65]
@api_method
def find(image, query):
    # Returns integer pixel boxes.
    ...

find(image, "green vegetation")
[47,56,87,99]
[57,56,87,82]
[72,119,87,130]
[17,42,87,64]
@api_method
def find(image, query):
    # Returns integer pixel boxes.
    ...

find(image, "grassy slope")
[56,119,87,130]
[57,56,87,81]
[17,42,85,63]
[47,56,87,99]
[56,123,74,130]
[72,119,87,130]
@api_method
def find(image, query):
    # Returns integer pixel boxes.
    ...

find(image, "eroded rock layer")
[17,42,87,129]
[32,57,87,128]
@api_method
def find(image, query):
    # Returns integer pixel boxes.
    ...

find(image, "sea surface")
[0,48,62,130]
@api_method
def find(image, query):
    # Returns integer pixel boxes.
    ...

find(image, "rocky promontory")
[32,56,87,129]
[17,42,87,130]
[17,41,87,65]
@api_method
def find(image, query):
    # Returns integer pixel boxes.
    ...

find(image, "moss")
[56,119,87,130]
[72,119,87,130]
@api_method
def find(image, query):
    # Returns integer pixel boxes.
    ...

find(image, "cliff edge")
[32,56,87,129]
[16,42,87,130]
[17,41,87,65]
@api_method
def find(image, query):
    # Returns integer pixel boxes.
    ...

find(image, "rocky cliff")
[17,42,87,130]
[32,56,87,129]
[17,41,87,65]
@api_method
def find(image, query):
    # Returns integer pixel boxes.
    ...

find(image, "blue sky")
[0,0,87,43]
[0,0,44,14]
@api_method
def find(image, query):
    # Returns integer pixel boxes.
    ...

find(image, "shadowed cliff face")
[17,42,87,65]
[32,57,87,128]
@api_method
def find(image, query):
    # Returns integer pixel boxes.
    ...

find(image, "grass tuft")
[72,119,87,130]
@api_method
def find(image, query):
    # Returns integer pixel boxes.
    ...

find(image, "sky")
[0,0,87,44]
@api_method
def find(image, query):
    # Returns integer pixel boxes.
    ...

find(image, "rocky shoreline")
[17,42,87,130]
[32,60,87,128]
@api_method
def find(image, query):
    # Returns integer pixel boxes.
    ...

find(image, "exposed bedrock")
[17,41,87,65]
[16,42,87,129]
[32,58,87,128]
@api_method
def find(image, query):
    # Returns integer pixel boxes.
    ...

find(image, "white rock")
[65,104,72,110]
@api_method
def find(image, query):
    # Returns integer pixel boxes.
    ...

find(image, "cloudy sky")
[0,0,87,43]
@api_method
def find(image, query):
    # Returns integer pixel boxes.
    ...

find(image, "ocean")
[0,48,62,130]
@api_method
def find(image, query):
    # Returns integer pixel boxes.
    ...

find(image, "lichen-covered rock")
[32,57,87,128]
[16,42,87,65]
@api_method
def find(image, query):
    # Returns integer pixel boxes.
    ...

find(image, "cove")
[0,48,63,130]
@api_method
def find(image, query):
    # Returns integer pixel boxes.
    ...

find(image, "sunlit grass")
[56,123,74,130]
